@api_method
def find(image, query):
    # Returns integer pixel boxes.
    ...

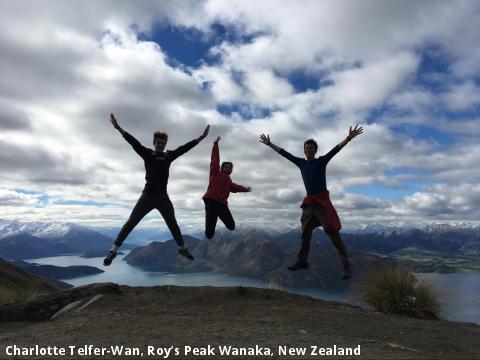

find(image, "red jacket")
[203,142,248,206]
[300,191,342,231]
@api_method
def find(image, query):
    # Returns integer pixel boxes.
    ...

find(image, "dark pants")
[298,204,350,268]
[203,198,235,239]
[114,192,184,247]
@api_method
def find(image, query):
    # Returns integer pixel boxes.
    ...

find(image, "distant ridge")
[125,235,387,288]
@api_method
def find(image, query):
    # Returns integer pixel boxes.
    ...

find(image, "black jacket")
[123,132,197,194]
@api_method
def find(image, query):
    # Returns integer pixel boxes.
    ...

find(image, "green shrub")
[0,288,14,304]
[267,280,284,291]
[0,286,39,304]
[354,265,442,320]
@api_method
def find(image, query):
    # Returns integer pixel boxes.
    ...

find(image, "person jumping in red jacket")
[202,136,252,239]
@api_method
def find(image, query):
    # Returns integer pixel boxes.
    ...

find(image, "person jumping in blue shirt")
[260,125,363,279]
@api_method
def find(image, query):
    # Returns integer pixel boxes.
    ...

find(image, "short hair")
[304,138,318,152]
[221,161,233,170]
[153,131,168,144]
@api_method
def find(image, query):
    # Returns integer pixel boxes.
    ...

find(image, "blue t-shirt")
[278,146,340,196]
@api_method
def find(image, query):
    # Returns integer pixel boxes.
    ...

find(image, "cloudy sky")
[1,0,479,233]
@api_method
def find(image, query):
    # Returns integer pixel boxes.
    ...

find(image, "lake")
[416,272,480,325]
[30,252,480,325]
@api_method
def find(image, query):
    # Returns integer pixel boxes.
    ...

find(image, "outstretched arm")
[110,113,126,136]
[210,136,221,176]
[260,133,302,167]
[110,113,149,158]
[195,125,210,144]
[324,124,364,163]
[170,125,210,161]
[259,134,281,152]
[337,124,363,150]
[230,183,252,193]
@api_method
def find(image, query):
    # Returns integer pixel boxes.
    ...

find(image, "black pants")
[298,203,350,268]
[203,198,235,239]
[114,192,184,247]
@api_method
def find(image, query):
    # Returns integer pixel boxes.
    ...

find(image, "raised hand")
[200,125,210,140]
[195,125,210,143]
[348,124,363,139]
[110,113,119,129]
[259,133,281,152]
[110,113,126,135]
[214,136,221,143]
[245,186,252,192]
[259,134,271,146]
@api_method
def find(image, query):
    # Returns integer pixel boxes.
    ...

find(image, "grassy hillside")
[0,257,61,304]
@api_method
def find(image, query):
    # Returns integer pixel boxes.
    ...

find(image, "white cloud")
[192,66,243,104]
[0,1,479,230]
[0,189,40,207]
[320,52,419,113]
[442,82,480,111]
[244,69,294,107]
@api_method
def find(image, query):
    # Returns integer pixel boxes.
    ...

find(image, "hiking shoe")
[288,261,309,271]
[103,250,117,266]
[342,265,353,280]
[178,248,194,261]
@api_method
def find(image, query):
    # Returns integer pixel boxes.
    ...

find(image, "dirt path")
[0,285,479,359]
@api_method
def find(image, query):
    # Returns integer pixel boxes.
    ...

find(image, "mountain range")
[1,219,479,275]
[342,225,480,257]
[122,220,480,282]
[124,235,387,289]
[0,220,115,260]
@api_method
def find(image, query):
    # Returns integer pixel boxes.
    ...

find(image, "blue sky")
[141,17,475,200]
[0,1,479,231]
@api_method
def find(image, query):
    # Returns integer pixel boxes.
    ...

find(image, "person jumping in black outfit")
[104,113,209,266]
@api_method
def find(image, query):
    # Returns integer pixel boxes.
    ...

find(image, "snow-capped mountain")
[339,222,480,257]
[0,220,86,239]
[0,220,28,238]
[348,222,480,235]
[1,218,479,261]
[0,220,115,259]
